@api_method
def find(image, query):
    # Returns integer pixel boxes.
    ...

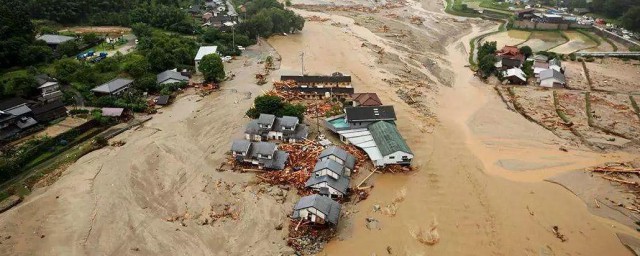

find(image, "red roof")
[351,93,382,106]
[497,45,525,62]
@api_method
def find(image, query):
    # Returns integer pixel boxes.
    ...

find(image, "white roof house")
[502,68,527,84]
[539,69,566,88]
[194,46,219,73]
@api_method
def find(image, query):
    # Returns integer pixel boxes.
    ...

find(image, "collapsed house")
[318,146,356,174]
[231,139,289,170]
[292,194,342,225]
[245,114,309,143]
[278,73,354,100]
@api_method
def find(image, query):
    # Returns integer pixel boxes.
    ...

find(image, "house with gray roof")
[318,146,356,173]
[230,139,289,170]
[292,194,342,225]
[245,113,308,143]
[35,74,63,103]
[0,98,38,141]
[91,78,134,96]
[538,69,566,88]
[157,70,189,85]
[344,105,396,129]
[37,34,75,47]
[305,175,350,198]
[368,121,413,165]
[313,158,349,179]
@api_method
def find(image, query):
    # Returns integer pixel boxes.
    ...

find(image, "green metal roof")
[368,121,412,156]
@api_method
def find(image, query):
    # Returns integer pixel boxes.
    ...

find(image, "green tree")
[56,40,80,57]
[3,74,38,98]
[20,45,53,65]
[246,95,284,118]
[478,55,498,77]
[199,54,225,82]
[278,103,306,122]
[477,41,497,61]
[519,46,533,58]
[147,48,176,72]
[52,58,82,83]
[621,7,640,33]
[82,33,101,45]
[123,55,150,78]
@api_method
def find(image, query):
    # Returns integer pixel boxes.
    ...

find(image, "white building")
[194,46,219,73]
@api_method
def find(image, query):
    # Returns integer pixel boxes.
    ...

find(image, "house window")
[389,156,395,159]
[402,156,408,160]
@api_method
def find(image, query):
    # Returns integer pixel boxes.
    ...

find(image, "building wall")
[309,182,343,197]
[321,155,345,165]
[297,207,326,224]
[382,151,413,165]
[315,169,339,179]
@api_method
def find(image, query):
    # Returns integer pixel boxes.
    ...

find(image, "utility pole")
[232,25,235,49]
[300,51,305,75]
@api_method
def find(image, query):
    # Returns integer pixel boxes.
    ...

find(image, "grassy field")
[481,30,531,48]
[519,31,568,52]
[549,31,598,54]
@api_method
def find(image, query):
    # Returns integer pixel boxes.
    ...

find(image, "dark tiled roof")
[91,78,134,94]
[157,70,189,84]
[305,175,350,195]
[280,87,355,94]
[345,105,396,122]
[231,139,252,153]
[257,113,276,126]
[352,93,382,106]
[156,95,170,105]
[293,194,342,225]
[0,98,28,111]
[501,57,522,68]
[319,146,356,169]
[30,100,65,115]
[313,158,345,177]
[280,75,351,84]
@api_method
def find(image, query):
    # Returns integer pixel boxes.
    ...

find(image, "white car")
[237,46,245,51]
[222,56,232,62]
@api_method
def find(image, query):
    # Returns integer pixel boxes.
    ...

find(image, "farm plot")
[481,30,531,49]
[589,92,640,141]
[586,58,640,94]
[562,61,590,91]
[549,31,598,54]
[519,31,567,52]
[555,91,629,148]
[510,87,578,142]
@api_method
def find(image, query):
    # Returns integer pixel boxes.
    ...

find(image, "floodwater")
[268,5,638,256]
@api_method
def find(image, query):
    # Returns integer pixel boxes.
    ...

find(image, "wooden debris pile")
[306,15,329,22]
[287,220,336,255]
[258,140,324,191]
[305,103,335,117]
[410,16,425,25]
[381,165,414,173]
[588,162,640,213]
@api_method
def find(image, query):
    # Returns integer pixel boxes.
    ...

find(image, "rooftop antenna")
[300,51,305,76]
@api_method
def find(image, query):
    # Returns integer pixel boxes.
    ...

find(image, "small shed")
[194,46,219,73]
[101,108,125,117]
[155,95,170,106]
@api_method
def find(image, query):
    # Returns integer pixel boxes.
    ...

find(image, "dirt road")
[0,1,639,255]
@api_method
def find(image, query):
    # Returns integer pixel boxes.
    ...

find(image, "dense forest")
[0,0,304,101]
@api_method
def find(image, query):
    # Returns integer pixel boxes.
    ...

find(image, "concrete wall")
[512,21,571,30]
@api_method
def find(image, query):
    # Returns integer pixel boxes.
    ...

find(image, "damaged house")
[292,194,342,225]
[306,157,352,198]
[245,114,308,143]
[318,146,356,174]
[231,140,289,170]
[279,73,354,100]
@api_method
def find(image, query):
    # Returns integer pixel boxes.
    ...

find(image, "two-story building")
[344,105,397,129]
[279,73,354,99]
[0,98,38,141]
[230,139,289,170]
[244,114,308,143]
[35,74,63,103]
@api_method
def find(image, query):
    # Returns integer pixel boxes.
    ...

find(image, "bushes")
[246,95,307,121]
